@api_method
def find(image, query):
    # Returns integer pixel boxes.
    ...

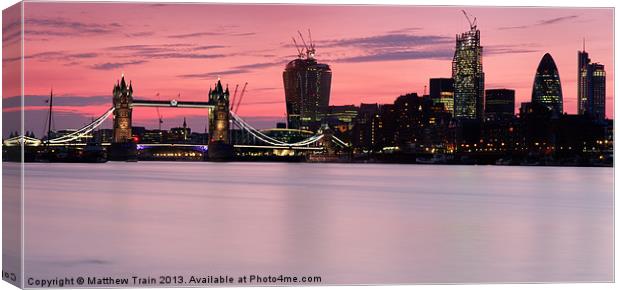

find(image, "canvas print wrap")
[1,1,614,288]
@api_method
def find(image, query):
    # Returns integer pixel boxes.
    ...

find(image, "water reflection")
[22,163,613,284]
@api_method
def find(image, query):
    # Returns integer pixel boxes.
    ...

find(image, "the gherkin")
[531,53,563,114]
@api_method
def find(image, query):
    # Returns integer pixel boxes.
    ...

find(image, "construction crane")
[292,29,317,59]
[461,10,477,30]
[230,84,240,112]
[297,30,313,59]
[306,29,316,59]
[155,92,163,130]
[297,30,309,51]
[234,82,248,114]
[292,37,305,59]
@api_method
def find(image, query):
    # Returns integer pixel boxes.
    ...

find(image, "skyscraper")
[577,48,590,114]
[590,63,606,120]
[577,46,606,120]
[429,78,454,116]
[283,33,332,131]
[531,53,563,114]
[485,89,515,119]
[452,14,484,120]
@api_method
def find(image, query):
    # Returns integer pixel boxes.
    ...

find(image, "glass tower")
[283,57,332,132]
[577,50,590,114]
[577,48,606,120]
[531,53,563,114]
[452,26,484,120]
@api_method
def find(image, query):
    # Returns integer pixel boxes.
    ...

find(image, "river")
[10,162,614,285]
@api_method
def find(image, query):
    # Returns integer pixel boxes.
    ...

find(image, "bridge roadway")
[42,143,323,151]
[132,99,214,108]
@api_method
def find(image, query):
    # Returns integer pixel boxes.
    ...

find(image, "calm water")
[16,162,613,284]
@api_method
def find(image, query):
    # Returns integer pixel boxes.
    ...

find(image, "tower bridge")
[4,75,349,161]
[111,75,232,160]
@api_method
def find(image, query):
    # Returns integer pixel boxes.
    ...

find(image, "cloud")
[176,59,285,80]
[323,33,452,49]
[3,94,111,109]
[539,15,579,25]
[234,61,285,70]
[194,45,228,50]
[91,60,147,70]
[288,31,455,64]
[178,69,250,79]
[71,53,99,58]
[168,31,255,38]
[141,52,227,59]
[307,31,455,63]
[499,15,579,30]
[386,27,422,34]
[2,30,21,44]
[125,31,156,38]
[108,43,228,60]
[485,44,541,55]
[3,51,100,63]
[335,49,454,63]
[168,24,254,38]
[25,17,122,35]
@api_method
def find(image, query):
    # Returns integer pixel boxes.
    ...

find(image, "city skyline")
[2,3,614,136]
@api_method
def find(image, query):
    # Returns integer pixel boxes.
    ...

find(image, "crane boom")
[306,29,316,59]
[461,10,477,30]
[155,92,163,130]
[297,30,309,52]
[292,37,304,58]
[230,84,239,111]
[234,82,248,114]
[308,29,314,49]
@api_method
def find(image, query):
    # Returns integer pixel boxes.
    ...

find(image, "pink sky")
[2,3,614,136]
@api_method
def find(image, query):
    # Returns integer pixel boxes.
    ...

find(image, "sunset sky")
[2,2,614,137]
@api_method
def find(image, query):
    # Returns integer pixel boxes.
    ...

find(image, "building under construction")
[283,30,332,132]
[452,11,485,120]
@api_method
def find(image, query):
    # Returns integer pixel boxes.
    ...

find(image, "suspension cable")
[47,107,115,143]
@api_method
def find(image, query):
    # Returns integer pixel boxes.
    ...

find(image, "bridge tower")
[208,79,233,160]
[112,75,133,143]
[109,74,137,161]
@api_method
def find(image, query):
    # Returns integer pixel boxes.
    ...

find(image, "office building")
[531,53,563,114]
[578,47,606,120]
[485,89,515,119]
[452,21,484,120]
[429,78,454,115]
[283,35,332,132]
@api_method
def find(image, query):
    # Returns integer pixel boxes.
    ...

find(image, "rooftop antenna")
[583,37,586,51]
[292,37,305,59]
[461,10,477,30]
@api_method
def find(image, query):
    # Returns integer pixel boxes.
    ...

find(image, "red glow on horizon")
[2,3,614,132]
